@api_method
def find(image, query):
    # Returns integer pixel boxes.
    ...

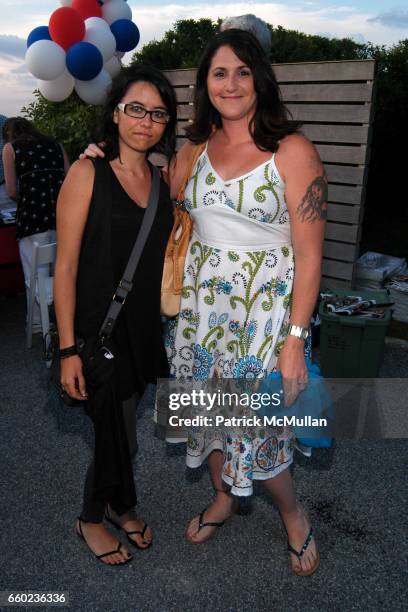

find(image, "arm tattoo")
[296,175,328,223]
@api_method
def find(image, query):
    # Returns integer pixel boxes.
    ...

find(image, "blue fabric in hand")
[258,359,333,448]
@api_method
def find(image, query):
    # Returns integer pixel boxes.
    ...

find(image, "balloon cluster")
[25,1,140,104]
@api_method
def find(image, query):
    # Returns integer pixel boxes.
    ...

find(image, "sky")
[0,0,407,116]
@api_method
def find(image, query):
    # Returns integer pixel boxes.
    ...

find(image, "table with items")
[0,184,24,292]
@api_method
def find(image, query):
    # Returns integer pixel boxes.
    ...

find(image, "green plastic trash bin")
[319,288,392,377]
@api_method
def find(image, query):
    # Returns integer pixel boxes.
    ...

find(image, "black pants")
[81,393,139,522]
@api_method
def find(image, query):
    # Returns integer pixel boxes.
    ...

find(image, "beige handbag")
[161,143,206,317]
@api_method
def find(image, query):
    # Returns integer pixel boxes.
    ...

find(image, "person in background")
[0,113,7,184]
[220,14,272,55]
[2,118,70,332]
[0,113,13,213]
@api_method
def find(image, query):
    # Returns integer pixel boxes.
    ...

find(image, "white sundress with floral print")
[164,143,311,496]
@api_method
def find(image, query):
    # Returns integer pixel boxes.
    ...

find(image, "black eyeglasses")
[117,102,170,124]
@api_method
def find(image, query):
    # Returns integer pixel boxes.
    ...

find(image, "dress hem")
[222,459,293,497]
[186,438,223,467]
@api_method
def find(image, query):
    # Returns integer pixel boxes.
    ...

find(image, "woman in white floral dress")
[167,143,298,480]
[168,30,327,576]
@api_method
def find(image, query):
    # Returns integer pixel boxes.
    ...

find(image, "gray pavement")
[0,294,407,612]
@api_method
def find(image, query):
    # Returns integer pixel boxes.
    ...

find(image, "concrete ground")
[0,294,407,612]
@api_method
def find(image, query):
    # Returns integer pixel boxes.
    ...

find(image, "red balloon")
[49,7,85,51]
[72,0,102,20]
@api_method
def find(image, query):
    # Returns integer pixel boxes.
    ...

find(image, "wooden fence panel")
[325,222,359,243]
[280,82,373,102]
[325,165,365,185]
[300,124,369,144]
[271,60,375,82]
[286,103,372,124]
[323,241,358,262]
[327,204,361,224]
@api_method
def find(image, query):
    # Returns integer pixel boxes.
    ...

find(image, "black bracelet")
[59,345,78,359]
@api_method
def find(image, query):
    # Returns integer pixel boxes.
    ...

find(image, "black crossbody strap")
[99,164,160,338]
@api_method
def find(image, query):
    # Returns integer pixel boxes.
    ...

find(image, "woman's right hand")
[60,355,88,400]
[79,143,105,160]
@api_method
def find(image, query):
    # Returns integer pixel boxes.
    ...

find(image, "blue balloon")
[66,42,103,81]
[110,20,140,53]
[27,26,51,48]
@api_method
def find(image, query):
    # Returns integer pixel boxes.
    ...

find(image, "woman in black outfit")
[54,66,176,565]
[2,117,69,331]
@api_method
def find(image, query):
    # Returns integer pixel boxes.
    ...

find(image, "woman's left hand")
[276,336,308,407]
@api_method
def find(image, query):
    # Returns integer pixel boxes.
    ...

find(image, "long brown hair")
[3,117,55,146]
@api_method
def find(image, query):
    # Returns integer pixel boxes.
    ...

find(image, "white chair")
[26,242,57,352]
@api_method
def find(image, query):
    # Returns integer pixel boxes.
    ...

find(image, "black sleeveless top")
[12,136,65,239]
[75,159,173,400]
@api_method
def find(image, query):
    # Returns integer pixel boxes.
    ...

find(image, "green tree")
[132,19,368,67]
[360,39,408,258]
[268,25,367,62]
[132,18,218,68]
[22,91,102,161]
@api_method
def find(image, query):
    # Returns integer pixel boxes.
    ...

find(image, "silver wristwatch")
[288,324,310,341]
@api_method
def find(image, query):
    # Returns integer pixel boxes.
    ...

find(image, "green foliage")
[131,19,218,69]
[21,91,102,162]
[371,39,408,142]
[268,25,368,62]
[132,19,369,67]
[361,39,408,258]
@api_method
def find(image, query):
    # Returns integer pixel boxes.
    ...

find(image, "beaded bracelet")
[59,345,78,359]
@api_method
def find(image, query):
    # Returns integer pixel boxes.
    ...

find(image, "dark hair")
[186,29,300,151]
[2,117,55,145]
[99,64,177,161]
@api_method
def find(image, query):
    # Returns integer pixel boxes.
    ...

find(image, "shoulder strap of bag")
[99,163,161,338]
[176,142,206,203]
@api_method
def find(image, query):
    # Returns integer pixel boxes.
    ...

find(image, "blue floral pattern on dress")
[245,320,257,339]
[208,311,217,328]
[200,277,233,295]
[259,277,288,296]
[233,355,264,380]
[192,344,213,380]
[229,320,240,334]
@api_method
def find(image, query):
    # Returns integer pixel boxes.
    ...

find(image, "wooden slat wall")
[162,59,377,289]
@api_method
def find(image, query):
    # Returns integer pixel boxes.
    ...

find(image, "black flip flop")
[287,526,320,576]
[105,509,152,550]
[76,517,133,565]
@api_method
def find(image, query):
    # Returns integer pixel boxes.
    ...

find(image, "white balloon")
[25,40,66,81]
[84,26,116,63]
[102,0,132,26]
[75,69,112,105]
[38,70,74,102]
[104,55,121,78]
[85,17,110,31]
